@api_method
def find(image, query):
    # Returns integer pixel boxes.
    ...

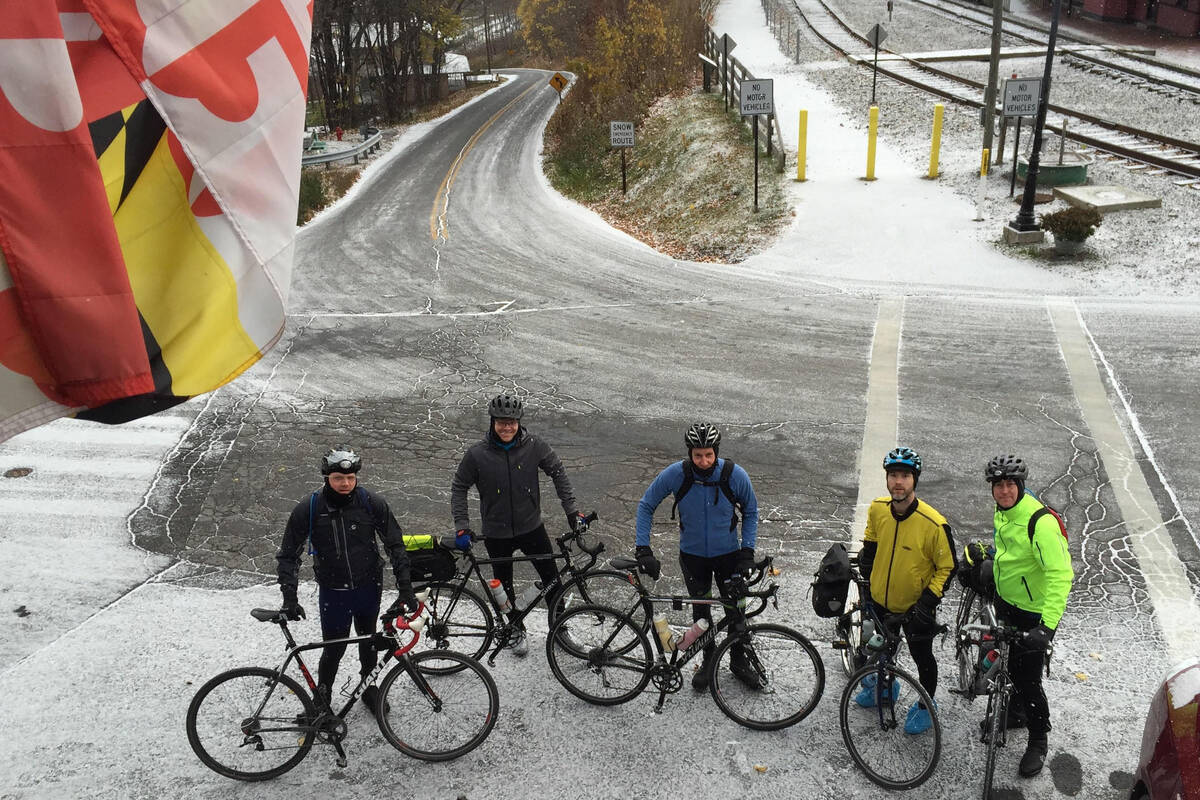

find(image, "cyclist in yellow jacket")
[856,447,957,735]
[985,454,1073,779]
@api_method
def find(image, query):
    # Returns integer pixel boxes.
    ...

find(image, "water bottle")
[653,614,677,652]
[517,581,542,611]
[676,618,710,651]
[977,648,1001,691]
[487,579,512,613]
[861,618,876,647]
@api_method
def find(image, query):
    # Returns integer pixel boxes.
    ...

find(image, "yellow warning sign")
[549,72,568,92]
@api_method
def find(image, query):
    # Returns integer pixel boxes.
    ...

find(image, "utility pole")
[982,0,1003,159]
[483,3,493,73]
[1011,0,1063,232]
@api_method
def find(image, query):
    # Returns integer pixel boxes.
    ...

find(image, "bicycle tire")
[552,570,649,658]
[552,570,648,629]
[954,589,983,696]
[981,685,1009,799]
[839,663,942,790]
[417,581,495,672]
[710,623,825,730]
[376,650,499,761]
[838,606,866,678]
[545,603,652,706]
[185,666,315,781]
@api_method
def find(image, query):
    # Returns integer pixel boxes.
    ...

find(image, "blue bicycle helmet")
[883,446,921,476]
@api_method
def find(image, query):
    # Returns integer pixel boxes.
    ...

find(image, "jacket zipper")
[506,448,516,535]
[883,517,900,607]
[1021,575,1034,601]
[336,510,356,589]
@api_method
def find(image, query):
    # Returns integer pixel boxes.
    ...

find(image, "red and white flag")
[0,0,312,441]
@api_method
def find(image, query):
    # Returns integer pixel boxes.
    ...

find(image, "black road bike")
[545,554,825,731]
[186,593,499,781]
[834,556,942,790]
[417,512,646,670]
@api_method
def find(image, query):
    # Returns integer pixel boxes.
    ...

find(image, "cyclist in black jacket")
[276,446,416,713]
[451,394,587,655]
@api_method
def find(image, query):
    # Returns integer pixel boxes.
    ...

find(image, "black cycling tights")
[317,582,382,690]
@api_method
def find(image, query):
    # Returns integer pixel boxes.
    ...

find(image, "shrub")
[297,169,327,224]
[1040,205,1102,242]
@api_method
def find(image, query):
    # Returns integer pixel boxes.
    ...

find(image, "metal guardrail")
[301,131,384,167]
[704,29,788,173]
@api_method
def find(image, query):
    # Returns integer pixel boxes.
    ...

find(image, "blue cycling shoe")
[853,673,901,708]
[904,699,937,734]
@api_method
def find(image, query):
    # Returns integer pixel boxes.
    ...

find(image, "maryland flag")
[0,0,312,441]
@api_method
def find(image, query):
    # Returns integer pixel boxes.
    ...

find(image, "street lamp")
[1010,0,1063,232]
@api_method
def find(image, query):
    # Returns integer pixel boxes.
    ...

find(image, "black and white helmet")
[684,423,721,451]
[321,446,361,475]
[488,394,524,420]
[984,454,1027,483]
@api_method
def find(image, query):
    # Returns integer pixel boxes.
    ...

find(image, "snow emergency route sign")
[1003,77,1041,117]
[548,72,568,92]
[739,78,774,116]
[610,121,635,148]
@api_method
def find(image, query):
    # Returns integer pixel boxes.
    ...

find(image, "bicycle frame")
[440,518,605,663]
[607,558,780,712]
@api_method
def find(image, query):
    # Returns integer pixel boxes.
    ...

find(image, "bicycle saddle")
[610,555,639,572]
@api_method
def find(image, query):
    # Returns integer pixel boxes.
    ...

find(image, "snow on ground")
[1,2,1197,798]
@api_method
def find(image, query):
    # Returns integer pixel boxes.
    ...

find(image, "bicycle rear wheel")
[710,623,825,730]
[546,604,652,706]
[839,663,941,790]
[185,666,314,781]
[837,606,866,678]
[416,581,494,673]
[376,650,499,761]
[981,686,1009,799]
[552,570,647,630]
[954,589,983,696]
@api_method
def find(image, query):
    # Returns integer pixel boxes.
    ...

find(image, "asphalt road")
[4,69,1199,799]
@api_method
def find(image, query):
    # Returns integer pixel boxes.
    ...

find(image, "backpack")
[670,458,742,532]
[1028,504,1069,544]
[810,543,852,618]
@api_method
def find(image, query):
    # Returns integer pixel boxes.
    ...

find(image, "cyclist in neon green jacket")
[985,454,1074,779]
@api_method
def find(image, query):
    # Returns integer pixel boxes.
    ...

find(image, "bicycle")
[417,512,646,670]
[834,556,942,790]
[545,553,825,731]
[185,591,499,781]
[962,621,1031,800]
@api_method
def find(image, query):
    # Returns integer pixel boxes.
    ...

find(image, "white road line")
[852,296,904,538]
[1048,297,1200,664]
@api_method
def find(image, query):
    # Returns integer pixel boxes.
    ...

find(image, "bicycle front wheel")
[981,686,1010,799]
[954,589,983,696]
[185,666,314,781]
[417,581,495,672]
[710,623,825,730]
[837,607,866,678]
[839,663,942,790]
[376,650,499,761]
[546,604,652,706]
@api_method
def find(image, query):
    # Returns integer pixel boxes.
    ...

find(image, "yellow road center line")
[429,81,540,242]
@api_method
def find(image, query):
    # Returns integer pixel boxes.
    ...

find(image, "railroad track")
[909,0,1200,104]
[780,0,1200,184]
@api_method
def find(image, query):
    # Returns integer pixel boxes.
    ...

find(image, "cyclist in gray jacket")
[451,394,587,654]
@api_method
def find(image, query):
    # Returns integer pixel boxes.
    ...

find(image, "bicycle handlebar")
[558,511,602,556]
[963,622,1028,642]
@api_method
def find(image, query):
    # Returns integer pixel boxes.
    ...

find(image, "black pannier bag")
[403,535,457,585]
[811,543,852,618]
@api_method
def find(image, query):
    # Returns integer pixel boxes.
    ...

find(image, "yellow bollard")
[865,106,879,181]
[974,147,991,221]
[980,148,990,177]
[928,103,944,178]
[796,109,808,182]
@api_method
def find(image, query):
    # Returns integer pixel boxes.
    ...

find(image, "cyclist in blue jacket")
[635,423,760,690]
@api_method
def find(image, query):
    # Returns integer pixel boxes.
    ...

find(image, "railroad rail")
[773,0,1200,183]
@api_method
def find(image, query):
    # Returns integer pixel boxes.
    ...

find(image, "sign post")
[739,78,774,212]
[721,34,737,112]
[1002,77,1041,197]
[865,24,887,106]
[610,121,634,195]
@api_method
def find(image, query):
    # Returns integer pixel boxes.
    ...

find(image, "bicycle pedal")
[336,756,347,768]
[832,639,849,649]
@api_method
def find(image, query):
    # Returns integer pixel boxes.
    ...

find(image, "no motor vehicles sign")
[739,79,774,116]
[1003,77,1041,118]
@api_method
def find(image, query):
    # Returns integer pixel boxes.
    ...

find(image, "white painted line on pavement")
[1048,297,1200,665]
[852,297,903,540]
